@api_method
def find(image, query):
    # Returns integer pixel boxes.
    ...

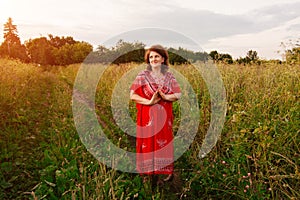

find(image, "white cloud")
[203,17,300,59]
[159,0,300,15]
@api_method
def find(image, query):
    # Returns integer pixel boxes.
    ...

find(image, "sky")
[0,0,300,60]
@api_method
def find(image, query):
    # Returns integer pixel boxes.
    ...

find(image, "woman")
[130,44,181,183]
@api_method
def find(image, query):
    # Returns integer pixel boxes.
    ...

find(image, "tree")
[209,50,219,62]
[25,35,93,65]
[48,34,76,48]
[168,48,186,64]
[112,40,145,64]
[282,39,300,64]
[219,53,233,64]
[209,50,233,64]
[246,50,259,63]
[285,47,300,64]
[0,17,28,61]
[168,47,209,64]
[52,41,93,65]
[25,37,55,65]
[236,50,260,65]
[86,45,111,63]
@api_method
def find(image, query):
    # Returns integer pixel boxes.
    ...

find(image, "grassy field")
[0,58,299,199]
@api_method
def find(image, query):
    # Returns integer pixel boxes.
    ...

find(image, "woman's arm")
[130,90,161,105]
[158,90,181,102]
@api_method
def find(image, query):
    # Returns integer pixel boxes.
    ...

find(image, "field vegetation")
[0,58,299,199]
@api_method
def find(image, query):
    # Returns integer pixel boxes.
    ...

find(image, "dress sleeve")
[130,71,145,96]
[170,73,181,94]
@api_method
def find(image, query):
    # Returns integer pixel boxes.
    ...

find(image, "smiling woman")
[130,44,181,187]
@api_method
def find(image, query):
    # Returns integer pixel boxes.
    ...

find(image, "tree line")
[0,18,93,66]
[0,18,299,66]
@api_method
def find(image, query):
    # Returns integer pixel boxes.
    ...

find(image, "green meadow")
[0,58,299,199]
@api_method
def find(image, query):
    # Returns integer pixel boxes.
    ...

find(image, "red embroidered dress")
[130,70,181,174]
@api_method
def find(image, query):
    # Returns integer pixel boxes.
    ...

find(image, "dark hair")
[144,44,169,74]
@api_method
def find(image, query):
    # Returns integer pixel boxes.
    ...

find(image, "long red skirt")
[136,101,174,174]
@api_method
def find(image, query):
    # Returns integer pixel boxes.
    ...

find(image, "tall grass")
[0,58,299,199]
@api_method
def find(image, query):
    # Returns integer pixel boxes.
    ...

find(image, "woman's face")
[149,51,164,69]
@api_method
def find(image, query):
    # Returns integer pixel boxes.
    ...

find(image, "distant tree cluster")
[236,50,260,65]
[284,41,300,64]
[286,47,300,64]
[280,39,300,64]
[209,50,233,64]
[0,18,93,66]
[25,34,92,66]
[84,40,210,64]
[168,47,209,64]
[85,40,146,64]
